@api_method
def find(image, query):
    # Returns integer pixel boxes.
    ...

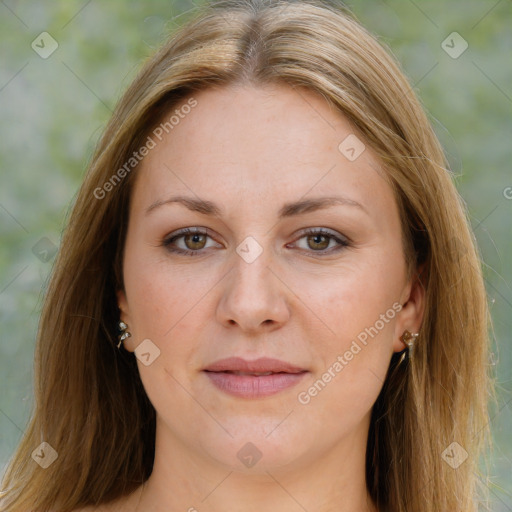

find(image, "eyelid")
[295,227,350,243]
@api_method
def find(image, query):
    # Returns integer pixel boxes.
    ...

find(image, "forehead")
[130,83,396,224]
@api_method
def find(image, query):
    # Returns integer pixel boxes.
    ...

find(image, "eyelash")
[161,227,350,257]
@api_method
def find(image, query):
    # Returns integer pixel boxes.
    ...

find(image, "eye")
[162,228,219,256]
[162,227,350,257]
[290,228,350,254]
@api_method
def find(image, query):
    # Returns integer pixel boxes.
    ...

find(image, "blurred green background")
[1,0,511,509]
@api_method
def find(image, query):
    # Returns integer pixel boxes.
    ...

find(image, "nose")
[216,242,291,333]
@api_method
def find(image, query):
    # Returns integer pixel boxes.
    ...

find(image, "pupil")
[187,234,204,249]
[310,234,328,249]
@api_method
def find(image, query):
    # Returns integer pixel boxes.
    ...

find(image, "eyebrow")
[145,194,367,218]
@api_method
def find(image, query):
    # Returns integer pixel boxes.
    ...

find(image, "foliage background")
[1,0,511,509]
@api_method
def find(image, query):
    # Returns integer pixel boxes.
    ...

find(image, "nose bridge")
[230,236,276,303]
[217,235,289,329]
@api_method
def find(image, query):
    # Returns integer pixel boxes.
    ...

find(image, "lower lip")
[203,371,308,398]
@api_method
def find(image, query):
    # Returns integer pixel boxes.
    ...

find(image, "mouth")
[202,357,308,398]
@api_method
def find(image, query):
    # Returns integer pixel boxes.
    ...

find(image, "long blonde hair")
[0,1,493,511]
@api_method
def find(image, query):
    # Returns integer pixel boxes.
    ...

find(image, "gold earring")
[117,321,131,349]
[400,329,419,357]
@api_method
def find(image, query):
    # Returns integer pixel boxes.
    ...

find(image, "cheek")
[299,255,402,405]
[295,292,397,436]
[123,255,220,385]
[124,245,211,338]
[304,254,402,342]
[124,260,208,404]
[126,279,170,340]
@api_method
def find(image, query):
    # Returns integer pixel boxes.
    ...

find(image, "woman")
[0,0,493,511]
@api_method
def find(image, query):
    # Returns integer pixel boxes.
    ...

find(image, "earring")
[400,329,419,356]
[117,321,131,349]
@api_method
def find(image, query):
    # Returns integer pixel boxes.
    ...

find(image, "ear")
[393,263,426,353]
[117,288,129,322]
[116,288,135,352]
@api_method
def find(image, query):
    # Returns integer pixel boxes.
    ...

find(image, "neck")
[136,413,377,512]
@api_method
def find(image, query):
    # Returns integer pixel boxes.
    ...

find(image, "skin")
[110,83,425,512]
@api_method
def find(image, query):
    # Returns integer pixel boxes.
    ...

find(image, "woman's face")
[117,83,424,473]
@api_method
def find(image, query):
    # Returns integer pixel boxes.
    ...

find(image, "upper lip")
[203,357,307,374]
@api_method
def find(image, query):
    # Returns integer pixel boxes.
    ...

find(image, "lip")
[203,357,308,399]
[203,356,307,374]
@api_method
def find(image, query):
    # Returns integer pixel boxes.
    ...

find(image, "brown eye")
[182,233,207,250]
[163,227,349,257]
[291,228,350,254]
[306,233,330,251]
[163,228,218,256]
